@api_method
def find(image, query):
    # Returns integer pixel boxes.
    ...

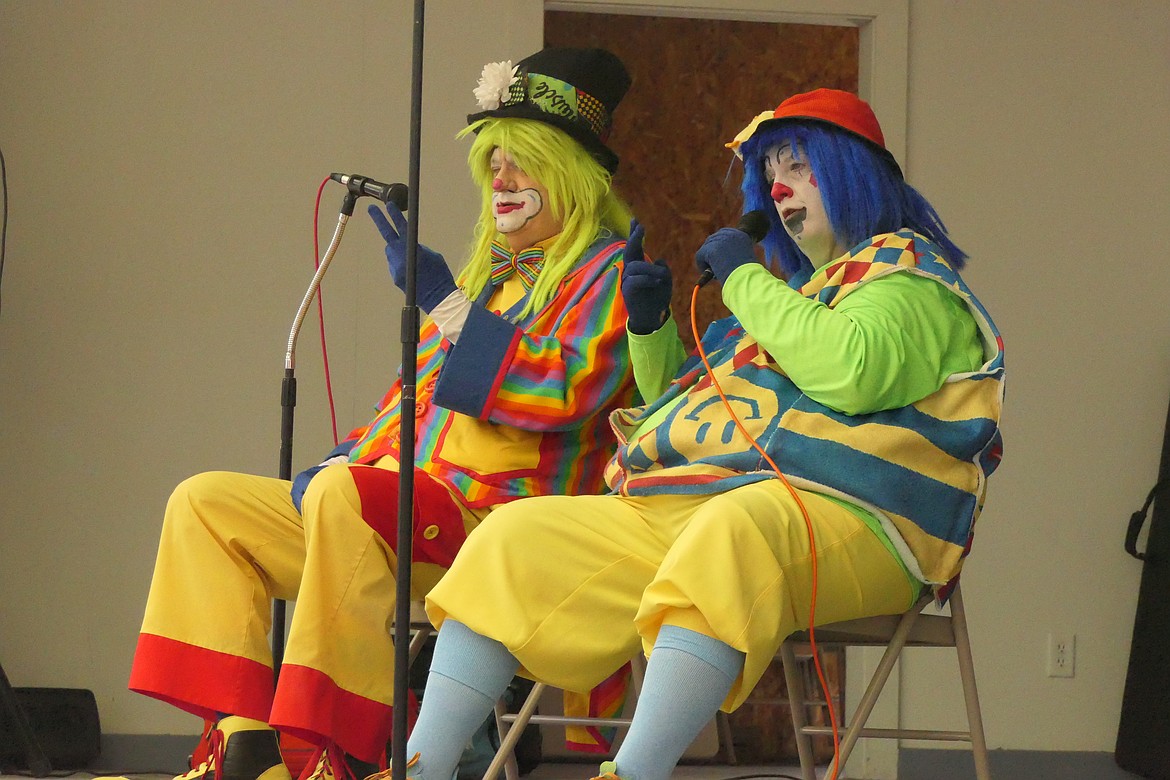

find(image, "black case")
[0,687,101,772]
[1116,391,1170,778]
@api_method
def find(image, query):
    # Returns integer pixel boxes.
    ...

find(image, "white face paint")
[763,143,848,268]
[489,148,561,251]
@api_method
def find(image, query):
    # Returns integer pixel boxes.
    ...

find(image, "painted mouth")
[496,202,524,214]
[782,207,807,233]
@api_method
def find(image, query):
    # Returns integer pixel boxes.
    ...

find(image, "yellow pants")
[128,464,486,762]
[426,480,917,711]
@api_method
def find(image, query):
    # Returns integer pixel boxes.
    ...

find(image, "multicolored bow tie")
[489,241,545,291]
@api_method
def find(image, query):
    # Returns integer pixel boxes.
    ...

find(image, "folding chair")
[484,656,646,780]
[484,654,739,780]
[779,580,991,780]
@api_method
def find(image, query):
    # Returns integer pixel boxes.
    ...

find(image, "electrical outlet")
[1047,633,1076,678]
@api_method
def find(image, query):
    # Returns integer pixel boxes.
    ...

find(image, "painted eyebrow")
[764,144,795,165]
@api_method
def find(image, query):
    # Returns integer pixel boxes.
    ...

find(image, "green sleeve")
[721,263,983,414]
[628,316,689,402]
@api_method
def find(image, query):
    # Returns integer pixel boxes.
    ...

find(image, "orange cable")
[689,283,841,778]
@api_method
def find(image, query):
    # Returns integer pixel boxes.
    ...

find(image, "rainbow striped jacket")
[606,230,1005,586]
[346,233,637,510]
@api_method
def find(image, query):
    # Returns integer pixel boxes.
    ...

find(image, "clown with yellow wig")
[127,47,640,780]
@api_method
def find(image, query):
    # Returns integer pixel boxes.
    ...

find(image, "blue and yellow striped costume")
[607,230,1004,586]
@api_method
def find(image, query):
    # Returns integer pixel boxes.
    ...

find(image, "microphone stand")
[269,4,424,769]
[392,3,426,779]
[273,189,360,675]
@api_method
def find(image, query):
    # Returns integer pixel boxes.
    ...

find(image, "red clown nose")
[771,181,794,202]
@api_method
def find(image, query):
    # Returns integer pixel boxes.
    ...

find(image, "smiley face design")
[660,357,787,462]
[685,395,762,446]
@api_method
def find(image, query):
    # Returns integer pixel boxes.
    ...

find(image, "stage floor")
[0,765,820,780]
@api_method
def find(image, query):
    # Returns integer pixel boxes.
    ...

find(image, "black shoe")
[181,717,292,780]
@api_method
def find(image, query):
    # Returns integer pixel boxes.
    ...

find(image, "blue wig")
[739,122,967,279]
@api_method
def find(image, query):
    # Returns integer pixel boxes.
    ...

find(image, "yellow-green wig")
[456,118,631,316]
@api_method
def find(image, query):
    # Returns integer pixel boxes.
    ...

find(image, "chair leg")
[828,603,925,777]
[715,711,738,765]
[406,623,432,668]
[780,641,818,780]
[484,681,545,780]
[949,585,992,780]
[629,653,646,697]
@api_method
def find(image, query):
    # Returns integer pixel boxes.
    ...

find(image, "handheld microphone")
[697,210,770,287]
[330,173,409,210]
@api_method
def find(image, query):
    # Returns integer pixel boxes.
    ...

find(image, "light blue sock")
[610,625,745,780]
[406,620,519,780]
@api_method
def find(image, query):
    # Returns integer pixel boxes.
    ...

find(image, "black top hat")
[466,47,631,173]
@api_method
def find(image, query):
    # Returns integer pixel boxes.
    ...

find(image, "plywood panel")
[546,11,858,347]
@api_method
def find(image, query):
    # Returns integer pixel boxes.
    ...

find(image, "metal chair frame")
[478,583,989,780]
[780,580,991,780]
[485,656,646,780]
[486,652,744,780]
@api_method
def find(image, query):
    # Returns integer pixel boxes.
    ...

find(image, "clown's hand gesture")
[620,219,673,335]
[368,202,458,314]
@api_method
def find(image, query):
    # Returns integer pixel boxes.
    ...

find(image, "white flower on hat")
[474,60,519,110]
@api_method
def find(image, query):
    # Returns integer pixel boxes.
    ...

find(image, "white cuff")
[429,289,474,343]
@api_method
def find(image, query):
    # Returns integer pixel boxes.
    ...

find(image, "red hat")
[728,88,900,173]
[772,88,886,149]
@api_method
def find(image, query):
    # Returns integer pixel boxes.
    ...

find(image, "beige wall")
[2,0,1169,762]
[900,0,1170,754]
[0,0,542,739]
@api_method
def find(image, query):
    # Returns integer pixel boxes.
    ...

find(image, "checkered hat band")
[575,90,609,139]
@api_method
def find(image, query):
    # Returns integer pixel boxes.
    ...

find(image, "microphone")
[697,210,770,287]
[330,173,409,210]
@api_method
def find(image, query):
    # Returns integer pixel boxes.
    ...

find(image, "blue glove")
[621,220,673,335]
[290,439,355,514]
[368,202,457,313]
[694,227,760,286]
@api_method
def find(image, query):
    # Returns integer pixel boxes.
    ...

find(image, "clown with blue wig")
[396,89,1006,780]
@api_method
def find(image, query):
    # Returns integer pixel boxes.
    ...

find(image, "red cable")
[313,176,340,447]
[689,284,841,778]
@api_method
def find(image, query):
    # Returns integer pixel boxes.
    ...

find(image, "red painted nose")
[492,177,505,192]
[771,181,794,202]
